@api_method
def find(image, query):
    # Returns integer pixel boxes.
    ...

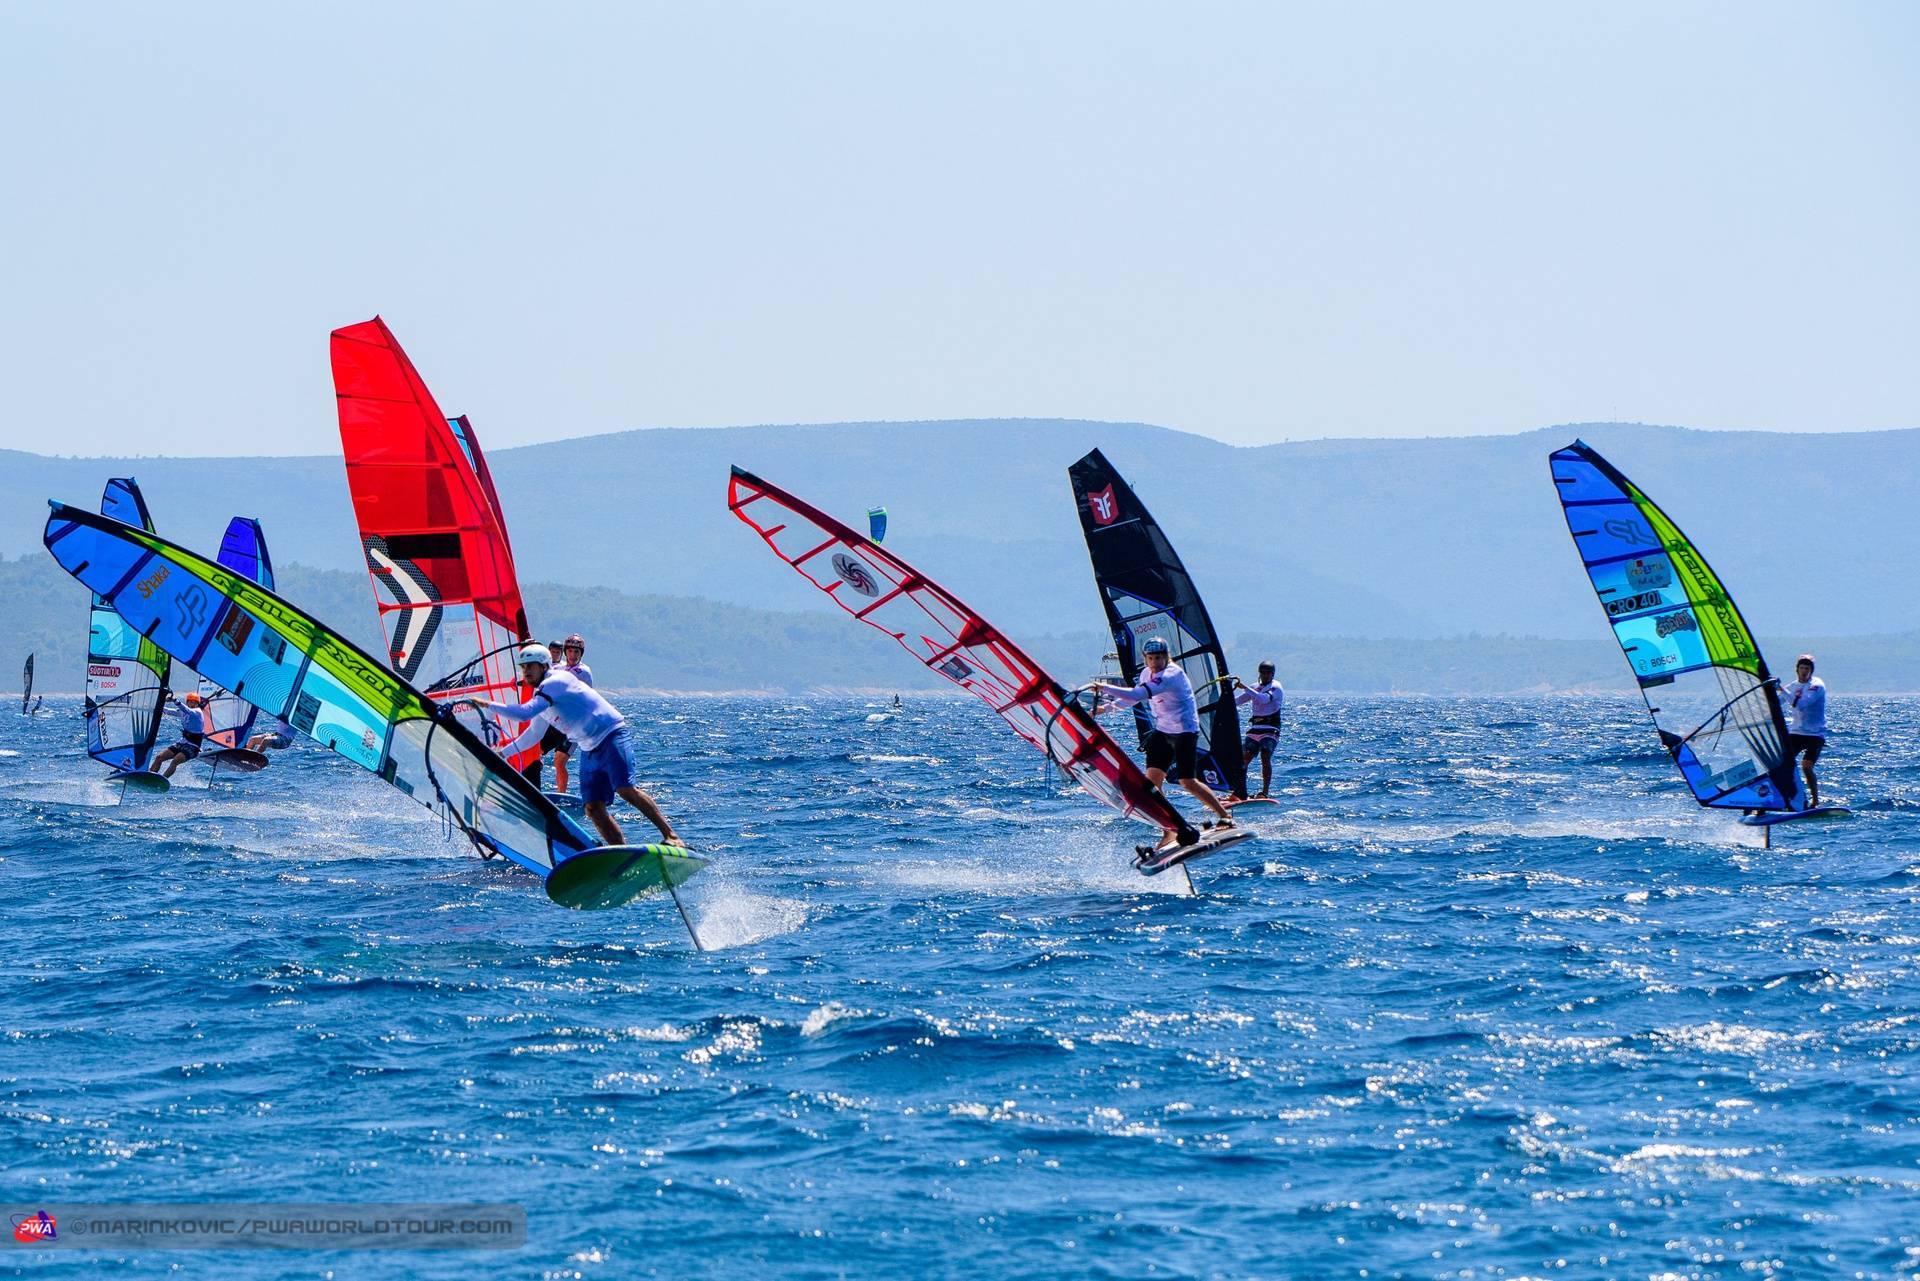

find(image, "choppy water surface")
[3,694,1918,1279]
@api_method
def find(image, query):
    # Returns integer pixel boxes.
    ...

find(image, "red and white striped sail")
[727,466,1187,836]
[331,317,537,773]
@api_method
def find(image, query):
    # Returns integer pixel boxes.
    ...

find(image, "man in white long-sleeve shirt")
[1095,636,1234,848]
[464,644,681,848]
[1781,652,1828,808]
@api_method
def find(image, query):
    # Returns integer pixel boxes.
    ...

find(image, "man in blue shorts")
[1232,662,1284,798]
[466,644,681,848]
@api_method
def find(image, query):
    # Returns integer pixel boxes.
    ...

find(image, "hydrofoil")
[1738,804,1852,829]
[1135,826,1256,876]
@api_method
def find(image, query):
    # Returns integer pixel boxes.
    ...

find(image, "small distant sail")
[199,517,276,751]
[19,653,32,715]
[43,501,604,880]
[729,467,1189,836]
[867,506,888,544]
[85,478,171,773]
[1068,449,1247,797]
[331,318,538,773]
[1549,440,1800,812]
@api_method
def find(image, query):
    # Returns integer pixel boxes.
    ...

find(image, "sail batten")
[1549,440,1800,813]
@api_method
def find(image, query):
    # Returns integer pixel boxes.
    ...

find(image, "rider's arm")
[499,708,554,757]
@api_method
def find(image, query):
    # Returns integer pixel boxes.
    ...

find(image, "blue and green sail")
[86,478,172,773]
[46,500,600,876]
[1549,440,1801,812]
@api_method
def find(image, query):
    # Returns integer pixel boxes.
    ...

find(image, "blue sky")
[2,2,1914,455]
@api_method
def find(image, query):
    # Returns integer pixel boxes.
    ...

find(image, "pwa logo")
[1087,485,1119,526]
[11,1211,56,1243]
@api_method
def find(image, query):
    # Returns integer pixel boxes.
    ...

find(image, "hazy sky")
[2,2,1914,456]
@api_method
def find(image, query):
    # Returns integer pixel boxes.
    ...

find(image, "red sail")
[727,466,1187,837]
[331,317,536,771]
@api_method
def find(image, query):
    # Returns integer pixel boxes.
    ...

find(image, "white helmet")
[517,643,551,667]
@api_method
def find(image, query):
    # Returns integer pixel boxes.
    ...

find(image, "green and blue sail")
[1550,441,1801,813]
[47,500,601,876]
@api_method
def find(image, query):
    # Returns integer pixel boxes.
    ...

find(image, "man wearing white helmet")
[1094,635,1234,849]
[1781,652,1828,808]
[464,644,682,848]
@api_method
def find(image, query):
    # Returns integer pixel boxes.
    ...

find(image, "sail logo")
[1087,485,1120,526]
[11,1211,56,1243]
[830,553,879,597]
[87,664,122,678]
[1605,590,1664,617]
[937,656,974,682]
[1654,611,1698,638]
[174,586,210,640]
[1625,558,1671,589]
[214,602,254,655]
[134,564,172,599]
[1603,517,1654,546]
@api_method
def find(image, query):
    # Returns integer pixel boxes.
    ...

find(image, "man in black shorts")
[1095,636,1234,848]
[1781,653,1828,807]
[150,692,210,779]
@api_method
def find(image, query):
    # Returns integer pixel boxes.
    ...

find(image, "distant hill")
[6,552,1917,698]
[3,419,1915,644]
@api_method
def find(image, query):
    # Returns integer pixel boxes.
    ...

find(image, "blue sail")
[85,478,172,773]
[201,517,277,750]
[1549,440,1799,812]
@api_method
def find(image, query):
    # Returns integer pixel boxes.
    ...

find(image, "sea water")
[1,695,1916,1279]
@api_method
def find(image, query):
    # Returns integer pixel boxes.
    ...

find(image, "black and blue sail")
[1068,448,1247,797]
[1549,440,1801,812]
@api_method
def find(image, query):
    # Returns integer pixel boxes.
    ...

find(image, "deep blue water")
[3,694,1918,1280]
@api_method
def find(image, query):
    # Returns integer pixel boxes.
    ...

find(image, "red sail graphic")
[728,467,1187,837]
[331,317,537,771]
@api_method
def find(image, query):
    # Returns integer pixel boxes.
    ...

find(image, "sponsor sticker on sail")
[1087,484,1120,526]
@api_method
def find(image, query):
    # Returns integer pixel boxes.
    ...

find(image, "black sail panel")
[1069,448,1247,797]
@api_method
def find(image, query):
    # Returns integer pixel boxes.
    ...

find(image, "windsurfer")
[1232,663,1284,797]
[528,635,593,792]
[466,644,682,848]
[246,718,295,753]
[522,639,574,792]
[1782,653,1827,807]
[150,692,210,778]
[1095,637,1233,845]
